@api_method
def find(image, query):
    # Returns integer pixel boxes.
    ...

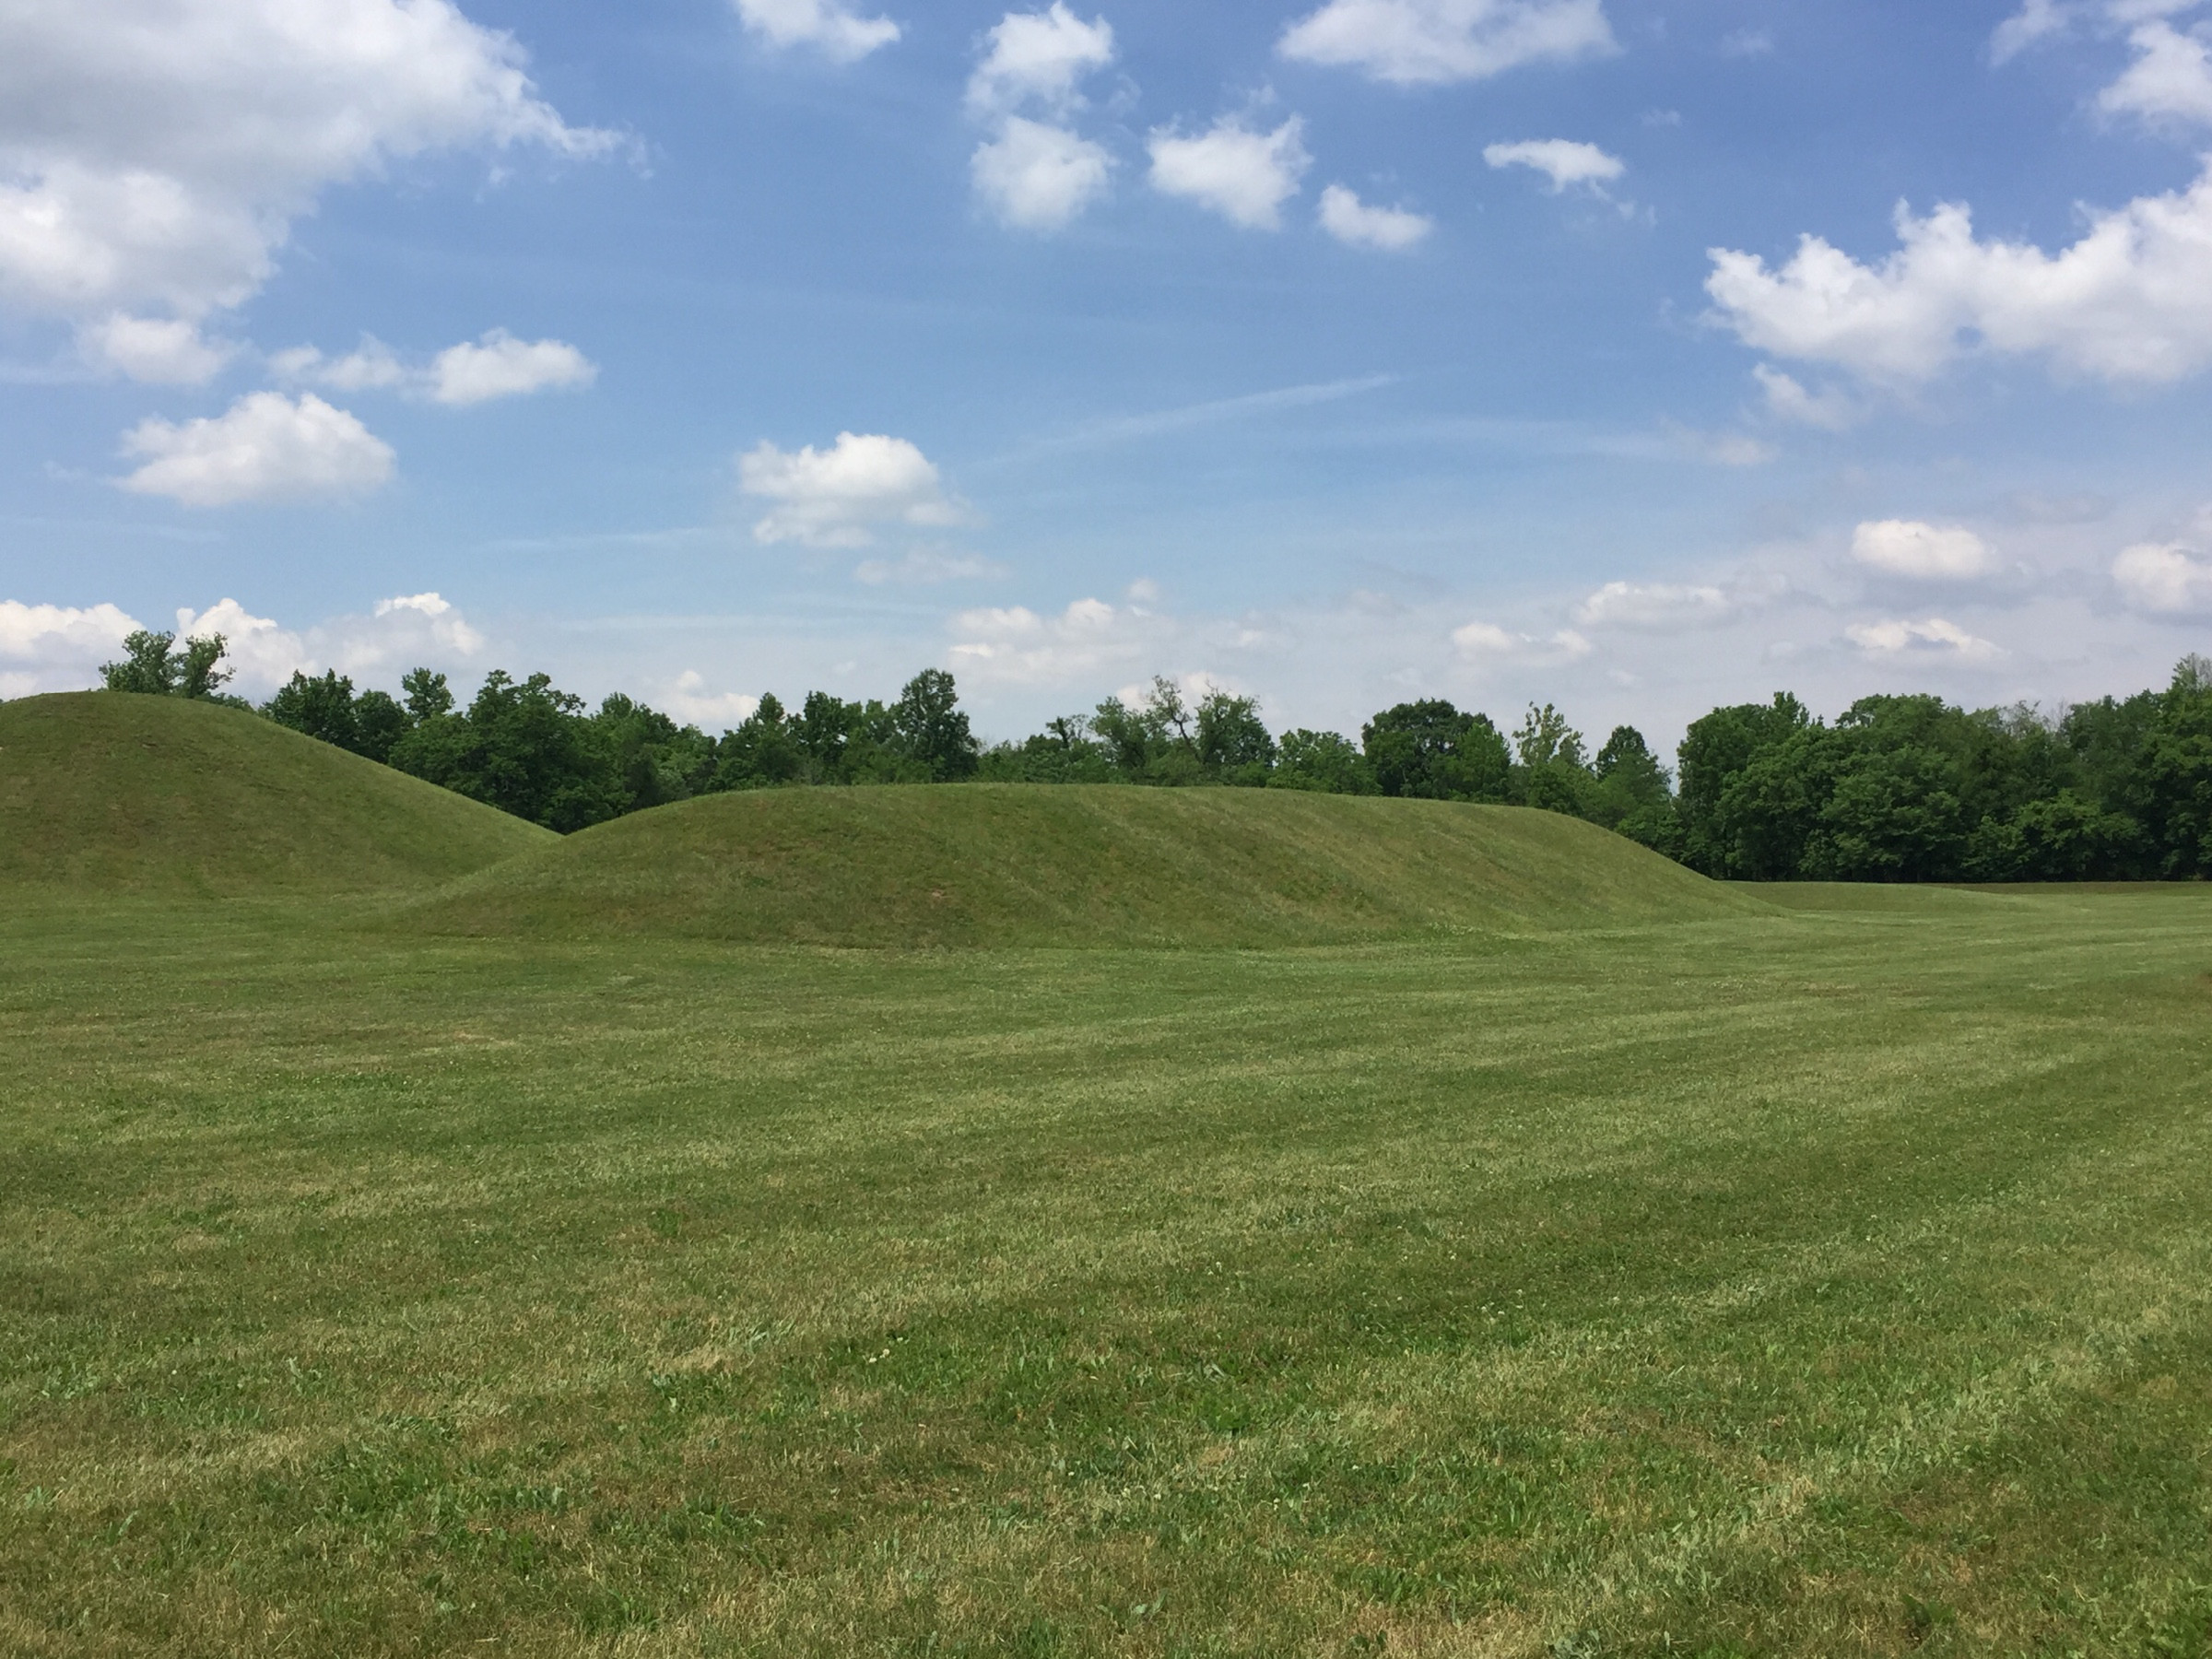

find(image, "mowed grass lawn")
[3,889,2210,1657]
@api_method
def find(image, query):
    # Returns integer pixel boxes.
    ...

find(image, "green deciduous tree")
[265,670,365,752]
[1270,729,1373,794]
[388,670,629,832]
[892,668,980,781]
[1361,700,1512,802]
[100,630,233,699]
[1676,694,1813,876]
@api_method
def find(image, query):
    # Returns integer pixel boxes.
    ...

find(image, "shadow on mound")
[404,784,1766,947]
[0,692,552,895]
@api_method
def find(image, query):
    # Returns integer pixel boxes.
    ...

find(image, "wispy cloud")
[1010,373,1401,456]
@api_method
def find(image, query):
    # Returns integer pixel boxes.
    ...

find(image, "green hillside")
[411,782,1762,946]
[0,691,552,895]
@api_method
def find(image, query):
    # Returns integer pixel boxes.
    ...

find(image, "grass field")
[6,875,2211,1656]
[0,695,549,894]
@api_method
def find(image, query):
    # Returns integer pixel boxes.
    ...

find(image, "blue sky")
[6,0,2212,747]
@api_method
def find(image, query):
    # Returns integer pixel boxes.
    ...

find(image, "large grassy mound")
[413,782,1760,946]
[0,691,551,894]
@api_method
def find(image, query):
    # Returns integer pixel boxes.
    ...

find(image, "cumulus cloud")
[739,431,965,547]
[175,598,311,684]
[1278,0,1617,85]
[967,5,1115,116]
[1706,161,2212,386]
[170,591,489,688]
[2100,17,2212,126]
[972,118,1114,230]
[1483,137,1625,193]
[2113,539,2212,613]
[732,0,900,61]
[1450,620,1593,663]
[948,595,1159,684]
[1148,117,1312,230]
[117,393,395,508]
[1845,617,2002,661]
[1851,519,2001,581]
[1573,581,1734,629]
[665,669,760,729]
[428,331,596,405]
[78,314,233,385]
[342,592,488,667]
[273,331,594,405]
[0,600,140,671]
[965,8,1117,232]
[0,0,617,338]
[1318,184,1434,250]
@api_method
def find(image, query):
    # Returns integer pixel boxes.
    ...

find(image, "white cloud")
[0,600,140,666]
[854,549,1007,584]
[428,330,596,406]
[1719,27,1774,57]
[972,118,1114,230]
[274,331,594,404]
[346,592,487,665]
[739,431,965,547]
[1753,363,1860,429]
[176,598,311,685]
[1845,617,2003,661]
[1991,0,2072,64]
[2101,18,2212,125]
[2113,539,2212,612]
[1574,581,1734,629]
[78,313,232,385]
[1318,184,1434,250]
[732,0,900,61]
[949,595,1159,685]
[1278,0,1617,85]
[117,393,395,508]
[1851,519,2001,580]
[665,669,760,729]
[1483,138,1625,193]
[1706,161,2212,386]
[172,591,488,688]
[1450,620,1593,662]
[967,5,1115,117]
[1147,117,1312,231]
[0,0,616,335]
[270,340,407,392]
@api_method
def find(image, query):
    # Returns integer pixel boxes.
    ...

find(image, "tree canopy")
[76,635,2212,879]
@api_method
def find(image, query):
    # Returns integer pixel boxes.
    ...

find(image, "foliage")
[389,671,633,834]
[99,629,234,700]
[1361,699,1512,802]
[985,678,1275,787]
[1269,729,1373,794]
[233,641,2212,879]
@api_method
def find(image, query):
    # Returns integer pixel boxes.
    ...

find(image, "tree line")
[91,627,2212,879]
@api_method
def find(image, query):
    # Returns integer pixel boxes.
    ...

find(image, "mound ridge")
[410,783,1761,947]
[0,692,552,895]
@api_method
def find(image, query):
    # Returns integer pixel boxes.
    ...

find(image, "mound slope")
[0,692,552,895]
[411,783,1761,947]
